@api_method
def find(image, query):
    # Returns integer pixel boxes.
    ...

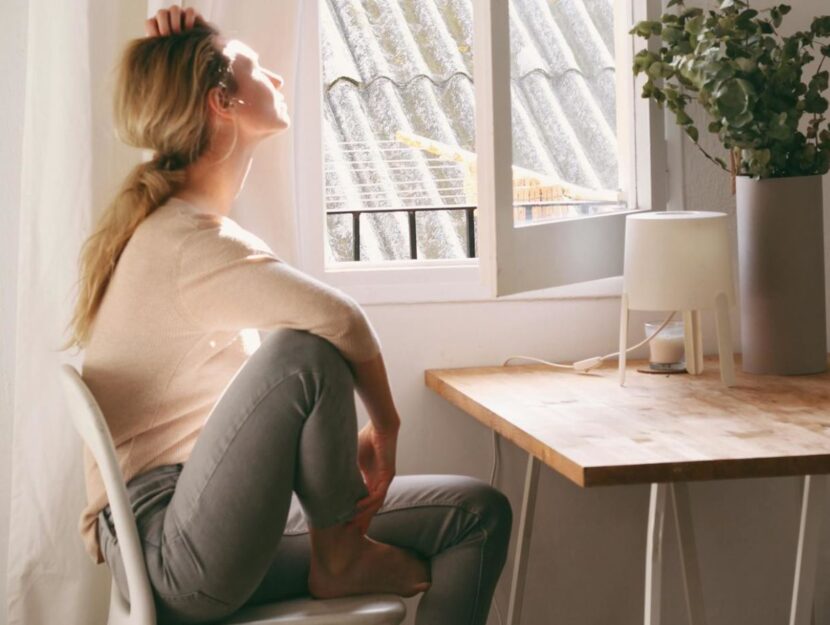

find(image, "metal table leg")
[645,483,668,625]
[672,483,707,625]
[790,475,828,625]
[645,483,707,625]
[506,451,541,625]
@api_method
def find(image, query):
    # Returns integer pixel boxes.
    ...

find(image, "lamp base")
[619,293,736,387]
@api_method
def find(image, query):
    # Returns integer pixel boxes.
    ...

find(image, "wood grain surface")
[424,356,830,487]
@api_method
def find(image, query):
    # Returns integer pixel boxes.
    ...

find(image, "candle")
[644,320,686,369]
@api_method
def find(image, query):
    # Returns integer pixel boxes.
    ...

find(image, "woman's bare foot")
[308,523,431,599]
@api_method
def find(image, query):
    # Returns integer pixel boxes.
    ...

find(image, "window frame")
[295,0,676,305]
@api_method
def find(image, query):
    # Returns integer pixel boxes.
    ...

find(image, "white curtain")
[7,1,108,623]
[7,1,305,623]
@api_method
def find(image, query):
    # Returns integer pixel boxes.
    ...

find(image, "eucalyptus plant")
[631,0,830,180]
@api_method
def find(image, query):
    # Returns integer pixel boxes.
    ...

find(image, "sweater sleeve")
[175,214,382,364]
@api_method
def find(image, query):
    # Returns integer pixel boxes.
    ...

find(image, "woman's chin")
[272,116,291,133]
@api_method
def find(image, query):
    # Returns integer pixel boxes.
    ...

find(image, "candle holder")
[642,320,686,373]
[619,211,736,387]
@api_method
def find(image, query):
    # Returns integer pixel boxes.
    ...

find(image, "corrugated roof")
[321,0,622,262]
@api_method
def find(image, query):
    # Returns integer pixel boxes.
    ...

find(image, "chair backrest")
[59,364,156,625]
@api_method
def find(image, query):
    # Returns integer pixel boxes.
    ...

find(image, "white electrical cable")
[501,311,677,372]
[487,311,679,625]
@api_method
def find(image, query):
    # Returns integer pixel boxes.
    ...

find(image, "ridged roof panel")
[321,0,621,262]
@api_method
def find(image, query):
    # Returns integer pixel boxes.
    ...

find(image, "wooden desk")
[425,355,830,625]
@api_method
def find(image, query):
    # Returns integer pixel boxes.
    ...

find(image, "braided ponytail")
[61,24,237,352]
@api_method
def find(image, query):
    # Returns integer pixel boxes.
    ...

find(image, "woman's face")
[216,38,290,137]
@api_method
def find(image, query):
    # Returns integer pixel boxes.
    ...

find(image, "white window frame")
[294,0,679,305]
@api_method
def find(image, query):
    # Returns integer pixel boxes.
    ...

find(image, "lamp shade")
[623,211,735,311]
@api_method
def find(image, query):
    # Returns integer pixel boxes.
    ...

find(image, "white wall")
[2,1,829,624]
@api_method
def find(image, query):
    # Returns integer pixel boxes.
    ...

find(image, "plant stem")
[692,139,730,174]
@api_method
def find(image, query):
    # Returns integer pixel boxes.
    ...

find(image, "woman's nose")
[264,69,284,89]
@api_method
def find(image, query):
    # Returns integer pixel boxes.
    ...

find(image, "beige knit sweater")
[79,197,382,564]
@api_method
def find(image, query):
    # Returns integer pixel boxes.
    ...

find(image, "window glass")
[320,0,626,262]
[321,0,477,262]
[509,0,625,226]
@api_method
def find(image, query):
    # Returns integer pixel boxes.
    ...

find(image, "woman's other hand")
[349,421,398,534]
[145,6,206,37]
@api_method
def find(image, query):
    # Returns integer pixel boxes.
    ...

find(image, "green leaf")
[715,78,755,118]
[647,62,664,79]
[685,15,705,36]
[675,109,694,125]
[737,9,758,22]
[805,89,829,114]
[630,20,662,38]
[633,49,658,73]
[812,16,830,37]
[685,126,700,142]
[810,71,829,93]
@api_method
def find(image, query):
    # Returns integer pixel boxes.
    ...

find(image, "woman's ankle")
[309,522,364,574]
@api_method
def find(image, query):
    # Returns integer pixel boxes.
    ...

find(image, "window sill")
[318,258,623,306]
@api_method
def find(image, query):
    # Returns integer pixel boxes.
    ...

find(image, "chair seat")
[220,594,406,625]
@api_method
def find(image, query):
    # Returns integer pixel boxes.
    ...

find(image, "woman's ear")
[206,86,235,119]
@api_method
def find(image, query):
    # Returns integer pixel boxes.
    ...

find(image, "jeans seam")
[167,369,312,543]
[469,524,488,625]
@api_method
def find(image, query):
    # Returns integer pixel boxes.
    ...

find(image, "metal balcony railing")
[326,205,478,261]
[326,199,627,262]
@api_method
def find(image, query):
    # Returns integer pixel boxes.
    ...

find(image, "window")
[295,0,668,303]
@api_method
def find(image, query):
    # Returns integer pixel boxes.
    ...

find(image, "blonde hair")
[61,24,238,352]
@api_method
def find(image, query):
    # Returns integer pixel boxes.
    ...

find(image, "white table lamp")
[619,211,736,386]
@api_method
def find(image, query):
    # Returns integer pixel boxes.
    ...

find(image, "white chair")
[59,364,406,625]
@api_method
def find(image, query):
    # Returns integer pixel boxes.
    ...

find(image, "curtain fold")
[7,2,305,622]
[7,0,110,624]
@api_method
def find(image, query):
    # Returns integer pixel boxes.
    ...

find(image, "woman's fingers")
[145,6,207,38]
[156,9,171,36]
[168,5,182,33]
[145,17,160,37]
[184,7,197,29]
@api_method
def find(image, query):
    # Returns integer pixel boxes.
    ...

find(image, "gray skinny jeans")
[98,328,513,625]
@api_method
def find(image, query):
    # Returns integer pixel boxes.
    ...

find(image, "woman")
[62,6,512,624]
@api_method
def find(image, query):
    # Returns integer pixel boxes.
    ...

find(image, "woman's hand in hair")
[145,6,206,37]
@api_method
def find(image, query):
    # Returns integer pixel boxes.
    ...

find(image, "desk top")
[424,356,830,487]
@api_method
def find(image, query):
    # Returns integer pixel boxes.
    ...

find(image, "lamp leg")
[683,311,703,375]
[619,294,629,386]
[714,292,735,386]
